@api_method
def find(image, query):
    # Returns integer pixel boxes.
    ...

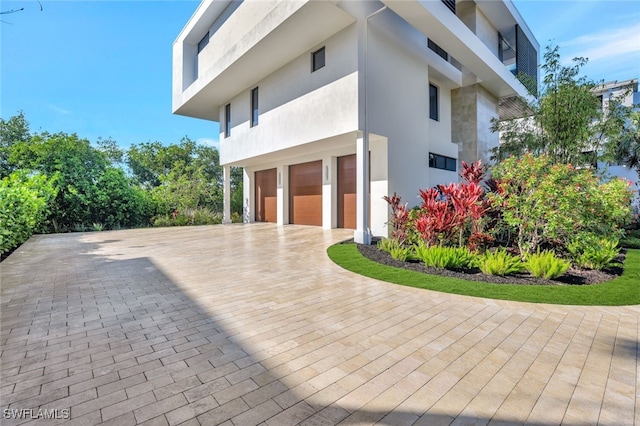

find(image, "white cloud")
[197,137,219,148]
[46,104,71,115]
[563,21,640,61]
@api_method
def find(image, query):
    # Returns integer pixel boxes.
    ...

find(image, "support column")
[222,165,231,224]
[354,134,371,244]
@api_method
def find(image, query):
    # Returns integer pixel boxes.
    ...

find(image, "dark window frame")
[429,83,439,121]
[224,103,231,138]
[429,153,457,172]
[311,47,325,72]
[251,87,259,127]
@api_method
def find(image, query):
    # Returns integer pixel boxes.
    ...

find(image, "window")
[225,104,231,138]
[251,87,259,127]
[429,84,439,121]
[441,0,455,14]
[428,39,448,61]
[197,32,209,53]
[312,47,325,72]
[429,153,456,171]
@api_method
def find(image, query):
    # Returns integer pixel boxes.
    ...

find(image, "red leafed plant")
[416,160,491,248]
[382,193,411,245]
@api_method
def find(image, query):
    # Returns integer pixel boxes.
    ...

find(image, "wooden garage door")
[289,160,322,226]
[338,154,356,229]
[255,168,277,223]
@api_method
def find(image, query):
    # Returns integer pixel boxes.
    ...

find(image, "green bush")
[478,248,525,276]
[0,171,57,255]
[568,234,619,270]
[152,207,222,227]
[414,243,478,270]
[525,249,570,279]
[377,238,411,261]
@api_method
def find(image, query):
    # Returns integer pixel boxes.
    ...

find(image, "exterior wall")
[173,0,538,238]
[220,24,359,165]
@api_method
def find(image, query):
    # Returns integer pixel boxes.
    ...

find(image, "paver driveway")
[1,224,638,425]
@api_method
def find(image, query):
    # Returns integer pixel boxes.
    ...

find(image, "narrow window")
[429,153,456,172]
[225,103,231,138]
[429,84,439,121]
[251,87,259,127]
[312,47,325,72]
[197,32,209,53]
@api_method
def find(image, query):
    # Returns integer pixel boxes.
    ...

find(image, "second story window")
[251,87,259,127]
[428,39,448,62]
[198,32,209,53]
[312,47,325,72]
[225,103,231,138]
[429,84,439,121]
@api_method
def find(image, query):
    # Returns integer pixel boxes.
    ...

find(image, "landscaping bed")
[356,240,624,286]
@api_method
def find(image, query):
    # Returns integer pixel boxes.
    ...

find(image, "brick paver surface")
[1,224,638,425]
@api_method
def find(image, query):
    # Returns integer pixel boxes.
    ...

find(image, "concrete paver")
[1,223,638,425]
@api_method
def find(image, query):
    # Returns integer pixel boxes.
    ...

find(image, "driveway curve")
[1,224,638,425]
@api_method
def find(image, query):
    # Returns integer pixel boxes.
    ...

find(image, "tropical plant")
[414,242,478,270]
[492,45,633,167]
[377,238,411,261]
[525,249,570,279]
[478,248,524,276]
[489,153,632,255]
[567,234,620,270]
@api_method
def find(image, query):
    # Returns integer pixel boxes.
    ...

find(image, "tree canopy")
[492,45,635,167]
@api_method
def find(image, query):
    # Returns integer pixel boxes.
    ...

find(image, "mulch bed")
[352,240,624,286]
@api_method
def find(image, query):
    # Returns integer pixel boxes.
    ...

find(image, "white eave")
[382,0,530,100]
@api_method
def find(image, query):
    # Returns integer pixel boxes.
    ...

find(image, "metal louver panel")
[441,0,455,14]
[515,24,538,96]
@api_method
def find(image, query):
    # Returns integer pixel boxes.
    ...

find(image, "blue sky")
[1,1,639,150]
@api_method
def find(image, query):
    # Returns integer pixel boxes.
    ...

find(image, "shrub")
[567,234,619,270]
[1,171,57,255]
[525,249,570,279]
[414,243,478,270]
[377,238,411,261]
[478,248,525,276]
[489,154,632,255]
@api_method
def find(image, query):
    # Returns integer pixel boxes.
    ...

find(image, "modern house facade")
[594,78,640,203]
[172,0,538,242]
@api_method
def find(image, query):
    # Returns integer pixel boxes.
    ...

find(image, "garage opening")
[289,160,322,226]
[255,168,277,223]
[337,154,356,229]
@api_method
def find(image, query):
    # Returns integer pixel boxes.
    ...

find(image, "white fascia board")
[382,0,529,99]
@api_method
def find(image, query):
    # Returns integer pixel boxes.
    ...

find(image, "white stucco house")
[172,0,538,243]
[594,78,640,204]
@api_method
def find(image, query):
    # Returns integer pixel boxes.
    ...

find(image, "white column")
[354,134,371,244]
[322,156,333,230]
[277,165,288,226]
[222,165,232,224]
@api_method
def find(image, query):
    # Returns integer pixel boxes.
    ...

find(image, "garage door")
[255,168,277,223]
[289,160,322,226]
[337,154,356,229]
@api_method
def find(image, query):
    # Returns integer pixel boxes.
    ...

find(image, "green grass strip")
[327,244,640,306]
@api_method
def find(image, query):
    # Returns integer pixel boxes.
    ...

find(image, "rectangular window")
[312,47,325,72]
[429,153,456,172]
[197,32,209,53]
[428,39,448,61]
[225,103,231,138]
[429,84,439,121]
[251,87,259,127]
[441,0,456,14]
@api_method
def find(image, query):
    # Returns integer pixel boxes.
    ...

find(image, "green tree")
[0,111,31,178]
[489,153,632,255]
[126,138,239,214]
[492,45,632,166]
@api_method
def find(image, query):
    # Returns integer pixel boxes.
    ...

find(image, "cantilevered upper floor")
[172,0,538,123]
